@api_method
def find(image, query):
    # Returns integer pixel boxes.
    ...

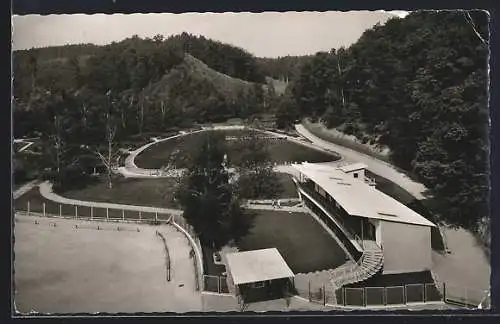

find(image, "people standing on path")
[277,200,281,209]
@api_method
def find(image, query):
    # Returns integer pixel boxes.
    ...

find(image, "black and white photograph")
[11,9,491,314]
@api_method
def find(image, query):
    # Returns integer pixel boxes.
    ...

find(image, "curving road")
[119,125,341,179]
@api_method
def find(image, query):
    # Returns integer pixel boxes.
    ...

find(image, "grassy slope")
[51,172,296,209]
[142,54,257,101]
[62,177,180,209]
[302,118,391,162]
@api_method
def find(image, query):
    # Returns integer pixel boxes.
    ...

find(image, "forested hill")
[13,33,284,137]
[283,11,489,233]
[13,32,266,99]
[256,55,314,82]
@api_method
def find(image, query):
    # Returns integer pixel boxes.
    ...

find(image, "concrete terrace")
[14,215,202,314]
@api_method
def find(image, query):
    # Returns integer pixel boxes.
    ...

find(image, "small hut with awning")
[226,248,295,302]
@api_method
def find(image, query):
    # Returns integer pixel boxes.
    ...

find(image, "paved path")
[243,204,305,212]
[38,181,300,214]
[118,126,340,179]
[295,124,428,200]
[122,130,206,176]
[14,138,35,153]
[13,180,39,200]
[431,227,491,299]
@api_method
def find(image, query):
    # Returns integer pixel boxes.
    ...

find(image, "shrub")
[343,123,355,135]
[48,165,98,193]
[354,129,364,140]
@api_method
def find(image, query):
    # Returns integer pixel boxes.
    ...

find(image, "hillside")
[116,53,267,125]
[13,33,266,100]
[144,54,254,100]
[13,34,279,138]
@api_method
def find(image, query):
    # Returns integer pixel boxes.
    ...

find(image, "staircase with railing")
[292,177,385,300]
[330,240,384,289]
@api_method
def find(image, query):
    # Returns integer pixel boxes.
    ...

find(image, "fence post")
[383,287,387,306]
[43,203,46,217]
[59,204,62,217]
[139,211,142,220]
[218,276,221,294]
[122,209,125,221]
[75,205,78,218]
[155,212,158,222]
[106,208,109,220]
[404,285,407,304]
[343,288,347,306]
[443,282,446,302]
[27,201,30,216]
[90,206,93,220]
[423,284,427,303]
[364,288,367,307]
[323,284,326,305]
[308,281,311,301]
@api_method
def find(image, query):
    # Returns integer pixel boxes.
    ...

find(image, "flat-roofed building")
[226,248,295,302]
[291,162,436,276]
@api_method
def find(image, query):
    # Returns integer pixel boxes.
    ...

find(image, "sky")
[12,11,409,58]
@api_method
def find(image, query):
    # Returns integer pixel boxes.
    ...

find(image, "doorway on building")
[362,219,376,241]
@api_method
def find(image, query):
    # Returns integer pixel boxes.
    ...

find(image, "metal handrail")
[331,248,384,288]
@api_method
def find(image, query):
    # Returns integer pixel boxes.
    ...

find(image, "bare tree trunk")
[94,107,117,190]
[120,104,127,130]
[337,56,346,109]
[81,103,88,128]
[53,115,63,174]
[106,109,116,190]
[107,135,112,189]
[161,101,166,128]
[140,100,145,134]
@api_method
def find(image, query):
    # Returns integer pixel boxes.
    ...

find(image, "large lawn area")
[238,210,347,274]
[60,172,296,207]
[135,130,339,169]
[62,177,180,209]
[276,173,298,198]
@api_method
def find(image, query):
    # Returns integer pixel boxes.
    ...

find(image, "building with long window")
[291,162,436,278]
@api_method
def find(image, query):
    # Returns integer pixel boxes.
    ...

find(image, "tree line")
[13,33,288,139]
[175,130,285,250]
[279,11,489,234]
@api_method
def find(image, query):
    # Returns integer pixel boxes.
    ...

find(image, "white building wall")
[371,219,382,247]
[380,220,432,275]
[347,169,365,180]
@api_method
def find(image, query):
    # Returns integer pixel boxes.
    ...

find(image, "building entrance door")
[363,220,376,241]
